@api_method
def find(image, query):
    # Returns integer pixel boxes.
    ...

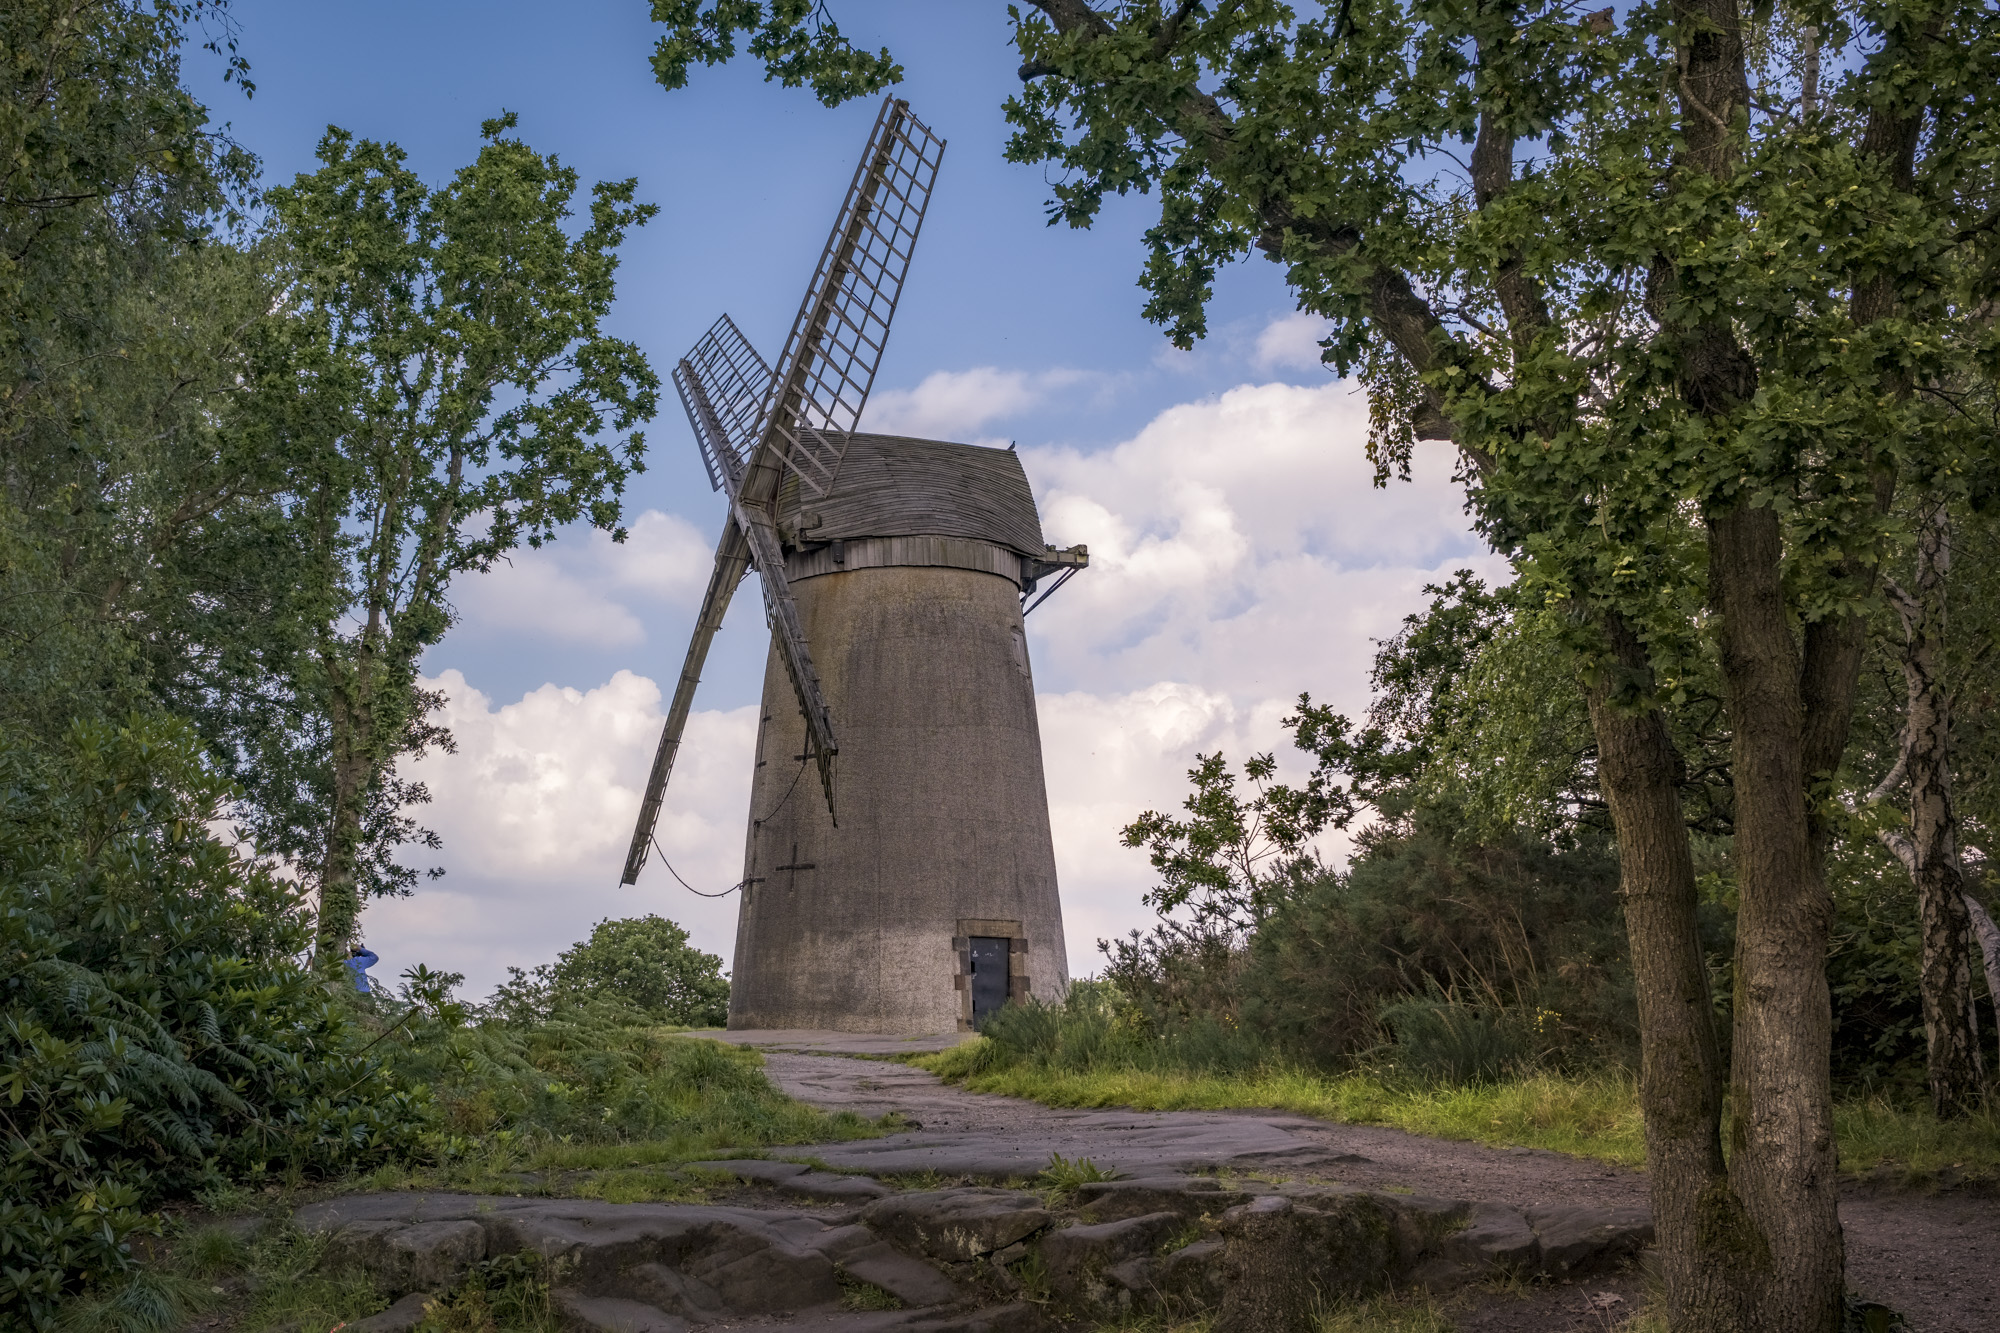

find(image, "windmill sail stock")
[621,97,946,888]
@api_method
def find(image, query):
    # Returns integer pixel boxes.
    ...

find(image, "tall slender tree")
[261,116,659,961]
[1863,499,1987,1114]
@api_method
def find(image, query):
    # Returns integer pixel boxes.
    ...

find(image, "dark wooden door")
[969,936,1010,1029]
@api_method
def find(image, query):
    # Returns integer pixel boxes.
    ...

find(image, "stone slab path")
[703,1031,970,1058]
[760,1049,1999,1333]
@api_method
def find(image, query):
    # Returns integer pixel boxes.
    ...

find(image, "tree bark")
[1581,613,1734,1328]
[1966,889,2000,1067]
[1884,504,1985,1115]
[1708,500,1845,1333]
[314,642,377,965]
[1660,0,1855,1315]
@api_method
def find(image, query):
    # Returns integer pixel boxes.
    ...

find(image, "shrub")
[1236,826,1641,1071]
[1375,995,1531,1084]
[366,989,836,1152]
[0,718,424,1328]
[489,915,728,1027]
[970,980,1266,1078]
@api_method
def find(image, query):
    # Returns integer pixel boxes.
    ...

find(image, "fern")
[1,719,426,1328]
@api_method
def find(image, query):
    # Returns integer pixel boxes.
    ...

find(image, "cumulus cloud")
[1036,684,1354,969]
[371,377,1504,993]
[1254,311,1335,371]
[1021,379,1498,698]
[357,669,756,996]
[865,366,1087,443]
[450,509,712,646]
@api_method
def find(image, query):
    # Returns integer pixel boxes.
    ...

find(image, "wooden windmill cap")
[782,432,1047,559]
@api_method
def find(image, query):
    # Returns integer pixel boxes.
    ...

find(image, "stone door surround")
[952,918,1029,1031]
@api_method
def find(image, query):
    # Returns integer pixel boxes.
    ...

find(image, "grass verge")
[916,1040,2000,1180]
[333,1031,893,1202]
[916,1044,1647,1166]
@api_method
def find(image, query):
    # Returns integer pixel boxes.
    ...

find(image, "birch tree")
[1863,500,1987,1114]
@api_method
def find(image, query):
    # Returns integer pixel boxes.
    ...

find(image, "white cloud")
[1036,684,1352,969]
[1254,311,1335,371]
[372,377,1506,993]
[604,509,717,600]
[450,509,712,647]
[1021,379,1498,697]
[865,366,1086,443]
[357,668,756,997]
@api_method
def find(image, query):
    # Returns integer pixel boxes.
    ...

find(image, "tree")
[1843,490,2000,1112]
[491,915,730,1027]
[640,4,1999,1328]
[1859,500,1987,1113]
[259,118,660,961]
[0,0,280,750]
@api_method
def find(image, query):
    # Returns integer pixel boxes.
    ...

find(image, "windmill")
[624,98,1087,1034]
[620,97,941,875]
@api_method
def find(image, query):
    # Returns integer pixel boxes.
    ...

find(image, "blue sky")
[216,2,1317,703]
[207,3,1496,995]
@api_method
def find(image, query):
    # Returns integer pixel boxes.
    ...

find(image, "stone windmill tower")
[621,99,1087,1034]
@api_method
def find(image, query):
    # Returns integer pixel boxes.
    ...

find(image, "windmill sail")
[621,96,945,887]
[745,96,946,506]
[674,315,770,497]
[620,522,751,885]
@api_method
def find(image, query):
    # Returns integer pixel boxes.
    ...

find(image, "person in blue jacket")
[346,944,379,994]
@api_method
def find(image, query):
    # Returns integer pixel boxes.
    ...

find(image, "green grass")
[1834,1096,2000,1181]
[54,1271,220,1333]
[1038,1152,1121,1192]
[835,1271,904,1311]
[916,1039,2000,1180]
[236,1226,388,1333]
[917,1043,1648,1166]
[1316,1291,1457,1333]
[54,1030,897,1329]
[341,1033,892,1200]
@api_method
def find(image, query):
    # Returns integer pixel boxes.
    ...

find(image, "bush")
[489,915,728,1027]
[1375,995,1532,1084]
[966,980,1266,1079]
[0,718,424,1328]
[378,1001,805,1147]
[1236,825,1641,1071]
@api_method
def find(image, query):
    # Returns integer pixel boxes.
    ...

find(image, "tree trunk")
[314,645,376,965]
[1707,499,1845,1333]
[1580,613,1734,1328]
[1890,505,1984,1114]
[1965,890,2000,1068]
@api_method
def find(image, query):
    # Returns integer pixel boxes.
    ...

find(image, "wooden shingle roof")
[783,433,1047,559]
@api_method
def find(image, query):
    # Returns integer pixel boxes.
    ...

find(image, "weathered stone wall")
[727,557,1069,1033]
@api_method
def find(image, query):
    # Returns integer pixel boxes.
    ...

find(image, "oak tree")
[643,2,1998,1328]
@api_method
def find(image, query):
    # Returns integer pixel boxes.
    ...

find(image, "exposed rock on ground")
[292,1169,1652,1330]
[760,1049,1999,1332]
[268,1044,1995,1330]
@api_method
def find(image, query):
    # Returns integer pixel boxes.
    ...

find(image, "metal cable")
[643,752,812,898]
[651,834,748,898]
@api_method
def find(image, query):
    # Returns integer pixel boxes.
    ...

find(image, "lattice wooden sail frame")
[752,97,945,502]
[674,315,769,497]
[621,97,945,888]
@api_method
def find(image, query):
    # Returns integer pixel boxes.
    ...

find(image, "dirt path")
[766,1052,1999,1333]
